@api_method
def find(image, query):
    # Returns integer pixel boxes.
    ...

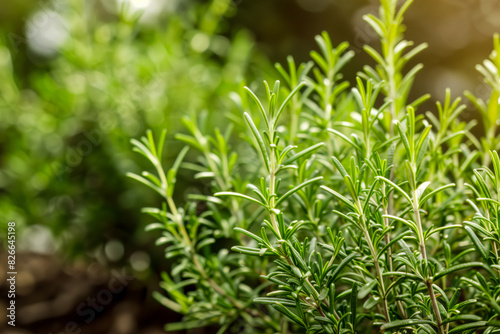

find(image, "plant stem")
[359,206,390,322]
[382,186,394,275]
[413,192,444,334]
[426,279,445,334]
[166,187,274,324]
[383,203,407,319]
[156,158,193,244]
[158,151,272,323]
[289,104,299,147]
[387,66,397,136]
[268,113,282,237]
[201,145,242,226]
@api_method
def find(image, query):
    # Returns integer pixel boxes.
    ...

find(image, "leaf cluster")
[129,0,500,333]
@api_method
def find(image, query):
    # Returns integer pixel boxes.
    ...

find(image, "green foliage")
[0,0,265,256]
[130,0,500,333]
[465,33,500,165]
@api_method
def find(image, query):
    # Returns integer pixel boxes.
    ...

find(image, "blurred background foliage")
[0,0,500,311]
[0,0,270,266]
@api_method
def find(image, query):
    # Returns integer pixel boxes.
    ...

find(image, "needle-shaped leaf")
[131,138,157,163]
[167,146,190,196]
[232,246,274,256]
[350,283,358,328]
[273,82,306,128]
[464,226,493,266]
[362,179,380,214]
[254,297,295,307]
[327,252,357,285]
[246,183,268,204]
[433,262,494,281]
[381,319,436,331]
[364,45,386,67]
[282,143,325,165]
[448,321,488,334]
[378,230,411,259]
[215,191,267,207]
[416,128,431,167]
[425,225,461,239]
[234,227,265,245]
[363,14,386,38]
[243,112,270,172]
[276,176,323,207]
[320,185,357,212]
[331,156,348,178]
[272,303,306,327]
[376,176,413,205]
[397,121,412,161]
[415,181,431,201]
[196,238,215,250]
[419,183,455,207]
[244,87,269,129]
[127,172,165,198]
[327,128,363,152]
[279,145,298,164]
[358,279,377,299]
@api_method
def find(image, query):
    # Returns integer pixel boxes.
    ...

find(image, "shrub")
[0,0,264,257]
[130,0,500,332]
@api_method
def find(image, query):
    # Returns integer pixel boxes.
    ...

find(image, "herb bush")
[0,0,263,257]
[130,0,500,332]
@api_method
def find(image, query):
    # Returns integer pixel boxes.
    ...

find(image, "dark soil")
[0,252,185,334]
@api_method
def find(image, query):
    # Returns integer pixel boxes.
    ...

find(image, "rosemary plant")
[129,0,500,332]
